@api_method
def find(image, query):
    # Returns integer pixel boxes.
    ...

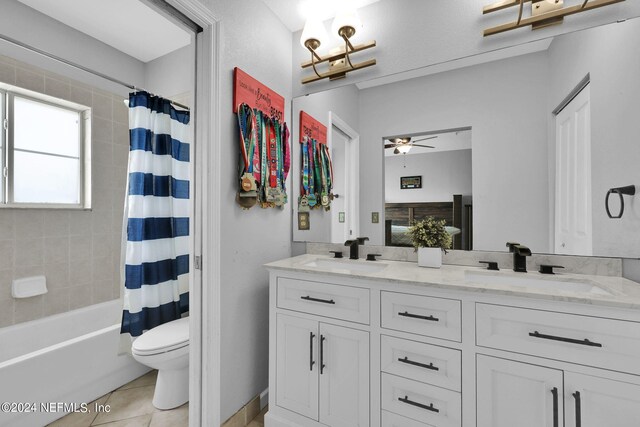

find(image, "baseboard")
[222,391,266,427]
[259,388,269,410]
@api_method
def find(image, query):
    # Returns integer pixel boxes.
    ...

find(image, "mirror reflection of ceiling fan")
[384,136,437,154]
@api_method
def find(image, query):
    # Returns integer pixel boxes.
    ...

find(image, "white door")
[555,85,592,255]
[565,372,640,427]
[330,126,350,243]
[275,314,319,421]
[318,323,369,427]
[477,355,564,427]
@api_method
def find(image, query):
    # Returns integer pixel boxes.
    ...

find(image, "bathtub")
[0,300,149,427]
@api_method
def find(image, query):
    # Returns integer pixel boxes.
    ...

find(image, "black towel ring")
[605,185,636,219]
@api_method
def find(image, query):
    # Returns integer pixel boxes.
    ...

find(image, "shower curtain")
[120,91,190,340]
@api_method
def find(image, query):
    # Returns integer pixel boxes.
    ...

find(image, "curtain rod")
[0,33,190,111]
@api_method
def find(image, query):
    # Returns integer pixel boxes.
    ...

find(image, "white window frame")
[0,85,91,209]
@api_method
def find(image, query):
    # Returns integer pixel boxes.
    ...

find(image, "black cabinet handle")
[573,391,582,427]
[479,261,499,271]
[301,295,335,305]
[398,311,439,322]
[551,387,559,427]
[398,395,439,413]
[320,335,326,374]
[397,356,439,371]
[529,331,603,347]
[309,332,315,371]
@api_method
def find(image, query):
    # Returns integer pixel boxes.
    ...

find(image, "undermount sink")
[303,258,389,274]
[464,270,612,296]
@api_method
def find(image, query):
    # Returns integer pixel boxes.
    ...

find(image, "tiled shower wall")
[0,54,129,327]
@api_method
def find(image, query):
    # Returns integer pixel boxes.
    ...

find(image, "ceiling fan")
[384,136,437,154]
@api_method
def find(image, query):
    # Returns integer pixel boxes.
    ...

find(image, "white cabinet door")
[276,314,319,421]
[477,355,564,427]
[318,323,369,427]
[565,372,640,427]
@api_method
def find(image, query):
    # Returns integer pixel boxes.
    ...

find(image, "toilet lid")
[132,317,189,355]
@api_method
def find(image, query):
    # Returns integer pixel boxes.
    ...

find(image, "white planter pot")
[417,247,442,268]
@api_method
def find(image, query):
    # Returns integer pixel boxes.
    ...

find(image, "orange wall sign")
[233,67,285,122]
[299,111,327,145]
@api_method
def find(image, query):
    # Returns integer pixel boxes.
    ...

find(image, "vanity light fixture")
[483,0,625,37]
[300,7,376,84]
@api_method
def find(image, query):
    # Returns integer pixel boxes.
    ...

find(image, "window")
[1,87,90,208]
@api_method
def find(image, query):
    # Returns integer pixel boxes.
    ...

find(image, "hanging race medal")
[236,103,258,209]
[307,138,317,208]
[265,119,282,204]
[299,136,310,212]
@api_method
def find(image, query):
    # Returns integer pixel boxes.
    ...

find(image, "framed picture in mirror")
[400,176,422,189]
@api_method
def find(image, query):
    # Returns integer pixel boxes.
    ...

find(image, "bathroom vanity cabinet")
[265,256,640,427]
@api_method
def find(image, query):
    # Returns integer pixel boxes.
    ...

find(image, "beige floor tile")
[254,406,268,423]
[117,370,157,391]
[247,421,263,427]
[47,394,110,427]
[149,403,188,427]
[92,385,157,425]
[91,414,151,427]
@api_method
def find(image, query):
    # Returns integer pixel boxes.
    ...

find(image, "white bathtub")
[0,300,149,427]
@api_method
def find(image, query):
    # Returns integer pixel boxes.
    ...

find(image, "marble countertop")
[265,254,640,310]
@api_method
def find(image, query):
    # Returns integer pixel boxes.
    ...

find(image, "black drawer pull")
[551,387,559,427]
[573,391,582,427]
[320,335,326,374]
[301,295,335,305]
[398,395,439,413]
[529,331,603,347]
[398,311,439,322]
[309,332,315,371]
[398,357,439,371]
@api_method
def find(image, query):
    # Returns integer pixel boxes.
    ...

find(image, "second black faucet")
[344,237,369,260]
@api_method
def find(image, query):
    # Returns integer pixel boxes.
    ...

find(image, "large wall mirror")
[292,17,640,259]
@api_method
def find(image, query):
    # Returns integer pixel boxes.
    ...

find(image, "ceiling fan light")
[397,144,412,154]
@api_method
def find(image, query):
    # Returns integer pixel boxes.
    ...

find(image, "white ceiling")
[384,130,472,157]
[261,0,383,32]
[16,0,192,63]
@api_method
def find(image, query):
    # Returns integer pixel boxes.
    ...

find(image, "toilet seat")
[132,317,189,356]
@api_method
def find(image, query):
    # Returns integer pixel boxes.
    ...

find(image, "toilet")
[131,317,189,410]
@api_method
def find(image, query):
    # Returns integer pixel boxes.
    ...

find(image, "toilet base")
[152,366,189,410]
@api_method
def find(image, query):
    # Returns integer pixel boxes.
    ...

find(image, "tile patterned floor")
[47,370,267,427]
[47,370,188,427]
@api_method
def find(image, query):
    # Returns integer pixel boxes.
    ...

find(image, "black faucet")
[506,242,531,273]
[344,237,369,260]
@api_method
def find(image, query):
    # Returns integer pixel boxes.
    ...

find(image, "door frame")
[328,111,360,241]
[164,1,221,426]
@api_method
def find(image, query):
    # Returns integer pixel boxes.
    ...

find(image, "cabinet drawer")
[381,292,461,342]
[381,373,461,427]
[476,303,640,375]
[381,335,461,392]
[382,410,432,427]
[277,277,370,324]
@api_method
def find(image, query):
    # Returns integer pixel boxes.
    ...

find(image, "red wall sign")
[299,111,327,145]
[233,67,285,122]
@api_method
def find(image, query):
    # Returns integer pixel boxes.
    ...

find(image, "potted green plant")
[408,217,452,268]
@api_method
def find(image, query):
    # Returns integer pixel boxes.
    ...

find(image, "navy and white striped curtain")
[120,91,190,340]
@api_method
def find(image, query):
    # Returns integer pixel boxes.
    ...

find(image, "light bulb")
[397,144,412,154]
[300,18,328,50]
[331,8,362,39]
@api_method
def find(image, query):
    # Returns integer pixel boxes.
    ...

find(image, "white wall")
[204,0,293,421]
[291,84,360,242]
[548,18,640,258]
[144,44,195,107]
[385,150,472,203]
[359,52,550,252]
[0,1,144,96]
[292,0,640,97]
